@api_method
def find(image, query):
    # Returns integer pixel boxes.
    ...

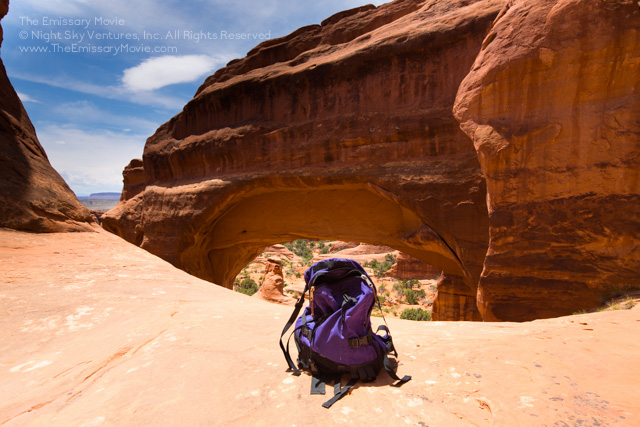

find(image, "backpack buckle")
[348,334,372,348]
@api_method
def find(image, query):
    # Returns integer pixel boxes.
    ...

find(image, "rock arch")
[183,183,469,289]
[103,0,501,320]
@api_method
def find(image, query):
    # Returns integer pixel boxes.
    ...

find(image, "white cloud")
[36,124,147,195]
[121,55,222,92]
[52,100,159,134]
[17,92,40,103]
[10,72,191,111]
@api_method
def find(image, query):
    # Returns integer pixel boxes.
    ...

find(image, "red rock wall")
[0,1,95,232]
[454,0,640,320]
[389,252,441,280]
[104,0,503,321]
[120,158,145,201]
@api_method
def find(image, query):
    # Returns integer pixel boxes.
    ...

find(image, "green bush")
[235,278,259,296]
[403,288,426,305]
[400,308,431,321]
[283,239,314,264]
[393,279,418,292]
[366,254,397,278]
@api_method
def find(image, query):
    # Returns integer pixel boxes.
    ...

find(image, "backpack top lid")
[304,258,369,289]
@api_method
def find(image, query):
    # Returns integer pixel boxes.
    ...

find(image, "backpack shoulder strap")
[279,282,308,376]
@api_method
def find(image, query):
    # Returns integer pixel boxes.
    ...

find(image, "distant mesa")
[78,192,122,200]
[77,194,121,213]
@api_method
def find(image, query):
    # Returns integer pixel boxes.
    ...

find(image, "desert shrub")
[392,282,403,293]
[235,278,258,296]
[283,239,314,264]
[366,254,397,278]
[393,279,418,292]
[400,308,431,321]
[403,288,426,305]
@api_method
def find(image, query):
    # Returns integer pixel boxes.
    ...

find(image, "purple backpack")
[280,258,411,408]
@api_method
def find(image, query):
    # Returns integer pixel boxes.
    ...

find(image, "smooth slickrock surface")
[103,0,505,321]
[454,0,640,320]
[0,0,95,233]
[1,229,639,426]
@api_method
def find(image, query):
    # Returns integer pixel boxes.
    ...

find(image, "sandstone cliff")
[453,0,640,320]
[120,158,145,202]
[104,0,503,321]
[0,1,95,232]
[389,252,441,279]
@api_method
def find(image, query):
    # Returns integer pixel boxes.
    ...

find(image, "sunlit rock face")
[454,0,640,320]
[120,159,145,202]
[0,0,95,232]
[103,0,504,321]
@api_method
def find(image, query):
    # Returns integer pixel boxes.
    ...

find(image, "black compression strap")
[383,352,411,386]
[311,374,326,395]
[322,377,358,409]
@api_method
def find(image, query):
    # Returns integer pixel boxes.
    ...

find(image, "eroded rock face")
[454,0,640,320]
[389,252,441,280]
[120,159,145,202]
[0,1,95,232]
[104,0,502,320]
[254,244,302,264]
[256,258,294,305]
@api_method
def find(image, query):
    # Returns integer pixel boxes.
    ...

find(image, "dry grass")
[598,295,638,312]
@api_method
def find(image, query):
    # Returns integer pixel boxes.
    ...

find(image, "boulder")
[453,0,640,320]
[254,244,302,264]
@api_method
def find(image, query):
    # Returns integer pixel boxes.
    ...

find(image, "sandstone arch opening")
[179,183,471,298]
[233,239,444,319]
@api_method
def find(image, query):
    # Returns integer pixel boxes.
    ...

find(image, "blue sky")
[3,0,386,196]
